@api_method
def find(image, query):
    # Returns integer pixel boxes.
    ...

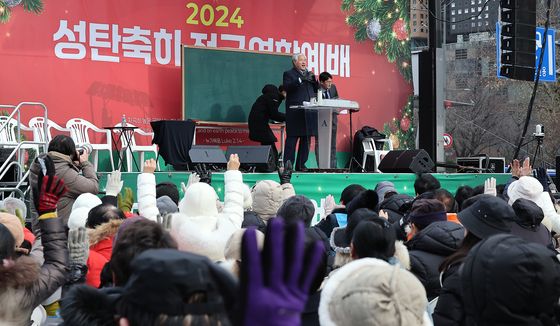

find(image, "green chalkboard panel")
[182,46,291,123]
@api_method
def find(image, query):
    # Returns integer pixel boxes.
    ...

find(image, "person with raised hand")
[0,155,69,325]
[135,159,159,220]
[170,154,245,261]
[240,218,325,326]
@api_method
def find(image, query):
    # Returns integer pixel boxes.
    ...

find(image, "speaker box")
[226,146,275,172]
[378,149,434,173]
[188,146,227,169]
[457,157,505,173]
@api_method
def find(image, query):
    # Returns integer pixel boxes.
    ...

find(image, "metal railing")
[0,101,49,203]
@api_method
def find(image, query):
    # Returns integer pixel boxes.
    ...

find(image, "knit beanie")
[68,193,103,230]
[0,212,24,247]
[408,198,447,230]
[319,258,428,326]
[375,181,397,201]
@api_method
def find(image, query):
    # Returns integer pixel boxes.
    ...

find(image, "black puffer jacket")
[315,207,346,240]
[407,221,465,301]
[461,234,560,325]
[433,262,464,326]
[379,194,413,224]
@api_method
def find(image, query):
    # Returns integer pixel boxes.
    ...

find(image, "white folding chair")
[66,118,114,171]
[28,116,71,144]
[113,122,159,172]
[0,116,40,153]
[362,137,394,172]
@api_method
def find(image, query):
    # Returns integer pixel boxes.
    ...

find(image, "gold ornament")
[389,133,400,149]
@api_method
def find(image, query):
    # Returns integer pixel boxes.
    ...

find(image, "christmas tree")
[0,0,43,23]
[343,0,415,150]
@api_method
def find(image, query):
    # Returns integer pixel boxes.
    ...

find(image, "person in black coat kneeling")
[248,84,286,169]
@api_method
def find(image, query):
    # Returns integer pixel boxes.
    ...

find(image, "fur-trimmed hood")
[88,219,124,246]
[0,256,40,289]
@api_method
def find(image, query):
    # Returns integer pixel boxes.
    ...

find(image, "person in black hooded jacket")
[407,220,464,301]
[248,84,286,165]
[462,234,560,325]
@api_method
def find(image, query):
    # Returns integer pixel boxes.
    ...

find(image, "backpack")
[349,126,386,172]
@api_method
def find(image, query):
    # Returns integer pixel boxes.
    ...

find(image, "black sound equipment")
[226,145,275,172]
[378,149,435,173]
[188,146,227,170]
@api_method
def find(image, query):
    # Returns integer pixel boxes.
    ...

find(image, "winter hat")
[458,195,514,239]
[345,189,379,217]
[241,183,253,210]
[156,195,178,216]
[462,234,560,325]
[68,193,103,230]
[121,249,237,317]
[408,198,447,230]
[510,198,552,246]
[276,195,315,227]
[319,258,429,326]
[178,182,219,218]
[374,181,397,201]
[1,197,27,221]
[0,212,24,247]
[507,176,543,205]
[224,229,265,261]
[251,180,290,221]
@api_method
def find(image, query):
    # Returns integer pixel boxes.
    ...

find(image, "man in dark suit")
[283,53,318,171]
[318,72,339,168]
[248,84,286,169]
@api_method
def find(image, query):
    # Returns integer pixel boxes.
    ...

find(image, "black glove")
[535,167,550,192]
[195,164,212,185]
[278,160,293,185]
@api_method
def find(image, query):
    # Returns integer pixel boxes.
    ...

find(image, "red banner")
[0,0,411,150]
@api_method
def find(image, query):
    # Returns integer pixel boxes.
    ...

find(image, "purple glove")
[240,218,324,326]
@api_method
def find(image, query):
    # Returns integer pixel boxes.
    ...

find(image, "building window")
[413,14,417,18]
[486,6,489,11]
[478,21,482,26]
[471,22,475,27]
[420,13,424,18]
[485,21,489,26]
[452,24,456,30]
[413,21,417,26]
[452,17,456,22]
[451,10,455,15]
[420,28,424,32]
[451,2,455,7]
[485,13,489,18]
[478,6,482,11]
[471,0,475,4]
[456,49,467,59]
[458,9,462,14]
[471,8,475,13]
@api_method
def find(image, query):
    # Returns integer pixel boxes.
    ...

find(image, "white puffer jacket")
[136,173,159,221]
[170,170,245,261]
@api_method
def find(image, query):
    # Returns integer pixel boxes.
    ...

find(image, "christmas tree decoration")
[0,0,43,23]
[383,96,415,150]
[392,18,408,41]
[4,0,22,7]
[400,115,410,131]
[342,0,411,81]
[366,18,381,41]
[0,3,11,23]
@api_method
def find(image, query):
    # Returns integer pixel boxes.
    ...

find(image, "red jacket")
[85,219,123,288]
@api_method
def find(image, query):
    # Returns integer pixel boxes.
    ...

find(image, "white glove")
[186,172,201,190]
[323,194,336,216]
[484,177,497,196]
[105,170,124,197]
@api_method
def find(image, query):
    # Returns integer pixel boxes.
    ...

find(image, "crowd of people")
[1,134,560,325]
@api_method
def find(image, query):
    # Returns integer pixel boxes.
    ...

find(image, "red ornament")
[400,116,410,132]
[392,18,408,41]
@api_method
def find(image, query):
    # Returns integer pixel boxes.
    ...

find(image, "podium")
[293,99,359,169]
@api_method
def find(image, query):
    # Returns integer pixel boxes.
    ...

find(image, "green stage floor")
[98,172,511,203]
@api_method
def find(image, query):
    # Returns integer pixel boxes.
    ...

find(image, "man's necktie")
[325,90,330,99]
